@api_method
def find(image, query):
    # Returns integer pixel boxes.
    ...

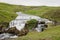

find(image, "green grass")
[0,3,60,22]
[24,7,60,22]
[41,8,60,22]
[0,3,60,40]
[0,3,18,22]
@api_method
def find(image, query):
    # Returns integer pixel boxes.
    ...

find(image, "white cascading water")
[9,12,42,31]
[9,12,53,32]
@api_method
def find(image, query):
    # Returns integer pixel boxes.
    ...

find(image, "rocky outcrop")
[0,22,9,34]
[7,27,29,36]
[0,22,29,37]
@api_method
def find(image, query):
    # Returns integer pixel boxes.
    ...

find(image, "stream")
[0,12,53,39]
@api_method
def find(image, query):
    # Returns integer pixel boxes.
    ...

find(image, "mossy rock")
[26,19,38,30]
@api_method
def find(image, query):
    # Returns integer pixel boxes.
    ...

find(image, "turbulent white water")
[9,12,42,31]
[0,33,18,39]
[9,12,53,31]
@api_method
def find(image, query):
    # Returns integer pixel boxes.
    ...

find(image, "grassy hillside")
[42,9,60,22]
[0,3,17,22]
[0,3,60,40]
[0,3,60,22]
[23,7,60,22]
[16,5,60,23]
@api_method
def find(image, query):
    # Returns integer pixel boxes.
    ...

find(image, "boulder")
[17,27,29,36]
[7,27,29,36]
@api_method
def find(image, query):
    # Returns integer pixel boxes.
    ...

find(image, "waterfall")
[9,12,42,31]
[9,12,53,32]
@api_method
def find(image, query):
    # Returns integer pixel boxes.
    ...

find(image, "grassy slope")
[41,8,60,22]
[0,3,17,22]
[18,6,60,22]
[0,3,60,22]
[23,6,60,22]
[0,3,60,40]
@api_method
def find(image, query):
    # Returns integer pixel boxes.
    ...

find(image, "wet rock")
[0,22,9,34]
[35,21,48,32]
[17,27,29,36]
[7,27,29,36]
[7,27,19,35]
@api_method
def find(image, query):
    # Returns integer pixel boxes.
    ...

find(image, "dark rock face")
[7,27,29,36]
[17,27,29,36]
[38,21,45,24]
[44,24,48,28]
[7,27,18,35]
[41,24,48,31]
[0,22,9,34]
